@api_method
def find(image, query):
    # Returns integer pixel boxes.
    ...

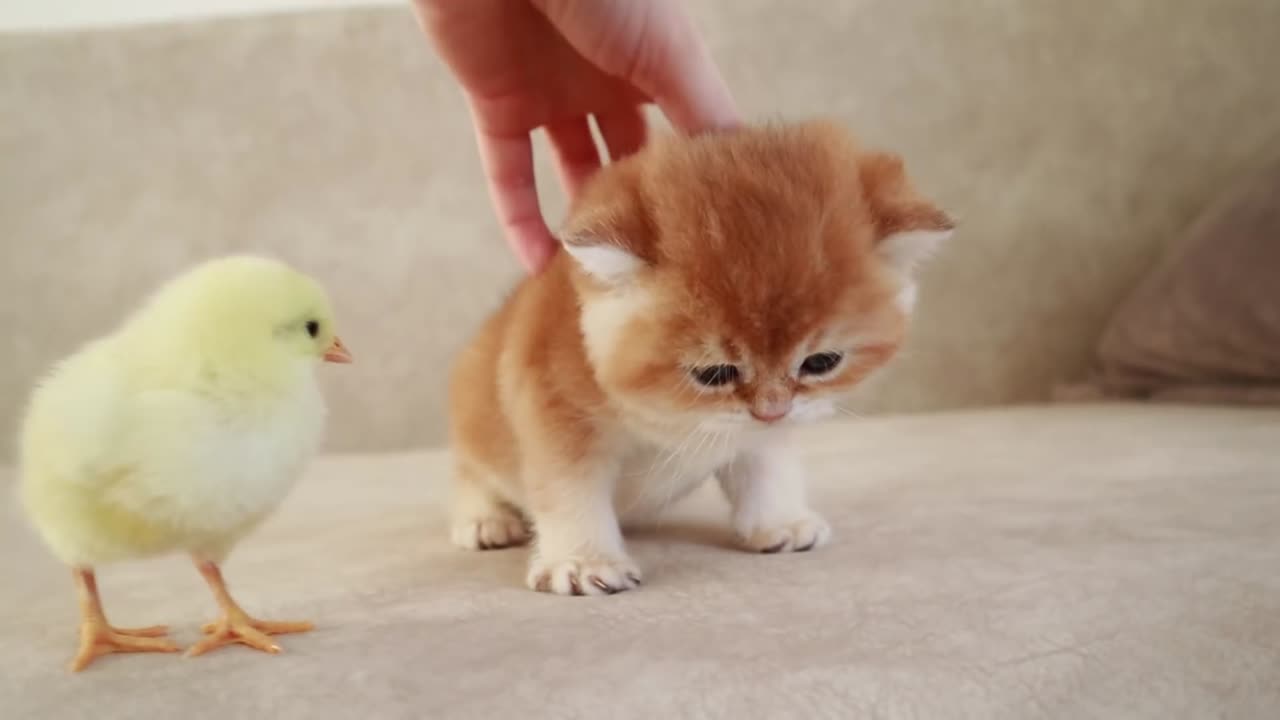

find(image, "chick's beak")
[323,336,353,364]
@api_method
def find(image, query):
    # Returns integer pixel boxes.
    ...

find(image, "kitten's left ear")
[558,175,650,285]
[860,151,956,278]
[560,214,645,284]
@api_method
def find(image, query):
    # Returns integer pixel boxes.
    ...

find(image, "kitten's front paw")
[735,512,831,553]
[526,553,642,597]
[450,507,531,551]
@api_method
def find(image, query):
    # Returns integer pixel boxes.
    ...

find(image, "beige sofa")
[3,3,1279,718]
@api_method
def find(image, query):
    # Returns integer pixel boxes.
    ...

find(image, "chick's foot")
[187,611,313,657]
[71,620,180,672]
[68,567,179,672]
[186,557,312,658]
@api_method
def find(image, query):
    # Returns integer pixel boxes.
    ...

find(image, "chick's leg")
[69,568,180,672]
[186,558,312,657]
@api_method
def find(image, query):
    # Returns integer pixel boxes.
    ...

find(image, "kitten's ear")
[558,182,649,284]
[860,151,956,278]
[560,222,644,283]
[877,219,955,278]
[561,239,644,283]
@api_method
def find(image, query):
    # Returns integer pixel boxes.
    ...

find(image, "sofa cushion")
[1087,160,1280,404]
[3,405,1278,718]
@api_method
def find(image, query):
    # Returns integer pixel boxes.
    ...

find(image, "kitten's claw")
[450,509,531,551]
[526,555,642,597]
[737,513,831,554]
[761,539,789,554]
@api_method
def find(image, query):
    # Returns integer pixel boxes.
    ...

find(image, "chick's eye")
[691,364,740,387]
[305,320,320,338]
[800,352,843,376]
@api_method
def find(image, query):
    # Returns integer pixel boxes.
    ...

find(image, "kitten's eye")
[800,352,843,377]
[691,364,740,387]
[305,320,320,338]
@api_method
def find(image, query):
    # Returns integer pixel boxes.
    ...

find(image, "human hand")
[414,0,740,272]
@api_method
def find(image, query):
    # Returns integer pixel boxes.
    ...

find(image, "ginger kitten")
[448,121,953,596]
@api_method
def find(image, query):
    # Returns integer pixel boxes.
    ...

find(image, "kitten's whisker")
[654,422,696,477]
[624,427,685,517]
[643,420,701,524]
[713,428,735,484]
[833,404,867,420]
[663,425,711,513]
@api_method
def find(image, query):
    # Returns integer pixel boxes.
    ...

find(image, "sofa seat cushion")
[3,404,1278,718]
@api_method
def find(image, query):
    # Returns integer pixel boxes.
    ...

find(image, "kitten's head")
[560,121,952,432]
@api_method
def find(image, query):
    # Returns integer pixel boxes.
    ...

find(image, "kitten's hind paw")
[736,513,832,554]
[450,508,531,550]
[526,554,642,597]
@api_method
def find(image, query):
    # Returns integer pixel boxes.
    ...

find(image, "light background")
[0,0,394,30]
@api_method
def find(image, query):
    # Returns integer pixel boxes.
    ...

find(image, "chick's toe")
[71,623,181,672]
[186,613,313,657]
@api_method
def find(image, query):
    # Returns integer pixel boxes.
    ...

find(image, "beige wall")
[0,0,395,31]
[3,1,1279,456]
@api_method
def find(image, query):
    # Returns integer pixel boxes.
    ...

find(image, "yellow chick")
[19,255,352,671]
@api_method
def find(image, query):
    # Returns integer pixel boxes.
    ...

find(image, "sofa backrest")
[3,2,1278,455]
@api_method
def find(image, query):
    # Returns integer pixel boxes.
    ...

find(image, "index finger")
[643,30,740,134]
[535,0,740,135]
[471,119,558,273]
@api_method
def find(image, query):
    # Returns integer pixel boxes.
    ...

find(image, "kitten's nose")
[750,392,792,423]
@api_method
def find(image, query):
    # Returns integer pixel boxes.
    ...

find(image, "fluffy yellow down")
[19,255,341,567]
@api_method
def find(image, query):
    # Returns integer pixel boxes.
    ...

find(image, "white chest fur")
[612,427,743,522]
